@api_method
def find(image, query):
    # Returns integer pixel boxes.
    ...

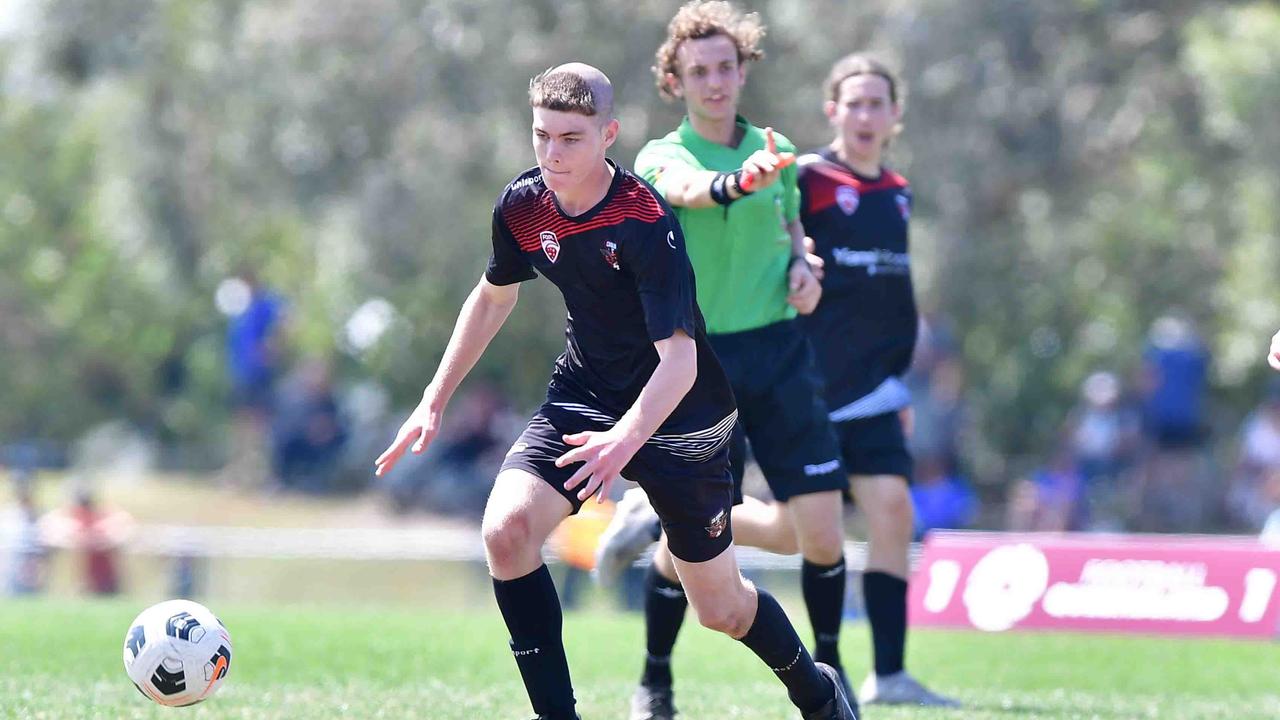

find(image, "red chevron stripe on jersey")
[803,161,908,216]
[504,175,666,253]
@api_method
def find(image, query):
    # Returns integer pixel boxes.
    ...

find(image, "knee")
[793,514,845,564]
[482,510,533,570]
[692,587,755,637]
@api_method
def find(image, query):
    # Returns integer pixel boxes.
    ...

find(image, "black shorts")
[500,400,736,563]
[833,411,913,482]
[710,320,846,503]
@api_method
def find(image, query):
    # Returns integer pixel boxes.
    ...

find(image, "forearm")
[657,168,722,208]
[613,340,697,444]
[424,279,517,406]
[787,219,806,258]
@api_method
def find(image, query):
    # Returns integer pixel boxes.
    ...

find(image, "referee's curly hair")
[653,1,765,102]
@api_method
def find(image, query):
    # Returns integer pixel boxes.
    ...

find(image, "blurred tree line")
[1,0,1278,483]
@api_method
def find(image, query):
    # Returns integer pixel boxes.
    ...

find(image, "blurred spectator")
[4,470,47,595]
[1260,468,1280,543]
[1227,380,1280,529]
[1063,371,1141,530]
[1007,445,1088,532]
[381,382,519,517]
[1132,315,1215,532]
[271,359,348,494]
[41,487,134,596]
[905,315,967,465]
[221,271,286,489]
[909,455,976,539]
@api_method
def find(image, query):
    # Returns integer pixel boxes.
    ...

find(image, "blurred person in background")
[222,270,287,490]
[4,470,47,596]
[1133,315,1213,532]
[1006,443,1088,532]
[909,455,975,539]
[1063,371,1140,529]
[270,358,348,494]
[1227,379,1280,529]
[41,487,134,596]
[1259,468,1280,543]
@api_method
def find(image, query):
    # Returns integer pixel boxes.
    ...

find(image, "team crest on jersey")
[601,240,620,270]
[705,508,728,538]
[539,231,560,263]
[896,193,911,221]
[836,185,860,215]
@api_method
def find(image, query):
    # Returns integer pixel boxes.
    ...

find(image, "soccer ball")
[122,599,233,707]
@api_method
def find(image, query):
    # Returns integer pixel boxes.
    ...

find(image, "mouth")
[855,131,876,144]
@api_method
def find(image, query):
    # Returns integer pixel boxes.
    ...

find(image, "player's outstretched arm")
[653,127,795,209]
[375,277,520,477]
[1270,329,1280,371]
[557,330,698,502]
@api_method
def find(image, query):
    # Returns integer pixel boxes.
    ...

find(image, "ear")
[737,62,748,87]
[890,101,903,123]
[664,72,683,98]
[823,99,837,123]
[602,118,620,149]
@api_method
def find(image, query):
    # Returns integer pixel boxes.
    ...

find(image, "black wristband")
[731,168,754,196]
[709,172,735,206]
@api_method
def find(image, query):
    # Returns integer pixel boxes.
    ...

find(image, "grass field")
[2,599,1278,719]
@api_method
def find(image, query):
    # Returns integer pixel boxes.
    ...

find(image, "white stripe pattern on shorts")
[551,402,737,463]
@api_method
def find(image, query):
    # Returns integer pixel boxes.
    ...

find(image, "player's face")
[667,34,746,124]
[826,74,900,166]
[532,107,618,194]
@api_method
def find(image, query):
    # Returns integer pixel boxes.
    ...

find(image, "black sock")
[863,570,908,676]
[492,565,576,718]
[802,557,846,669]
[739,589,833,713]
[640,566,687,688]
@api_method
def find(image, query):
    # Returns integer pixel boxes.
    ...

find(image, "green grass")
[2,599,1278,719]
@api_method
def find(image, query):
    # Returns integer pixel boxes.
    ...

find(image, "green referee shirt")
[635,115,800,335]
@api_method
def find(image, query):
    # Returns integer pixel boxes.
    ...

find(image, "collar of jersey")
[678,114,754,152]
[820,147,885,184]
[548,158,623,223]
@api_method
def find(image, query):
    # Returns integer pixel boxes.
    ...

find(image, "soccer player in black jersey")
[374,63,855,720]
[795,54,958,708]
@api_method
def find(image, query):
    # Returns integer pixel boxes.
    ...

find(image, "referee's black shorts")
[710,320,847,503]
[499,398,737,563]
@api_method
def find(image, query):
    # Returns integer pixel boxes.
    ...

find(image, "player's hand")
[555,428,642,503]
[803,236,825,281]
[374,399,444,477]
[1270,329,1280,371]
[738,127,796,193]
[787,259,822,315]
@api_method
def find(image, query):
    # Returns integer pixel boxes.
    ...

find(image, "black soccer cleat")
[629,683,677,720]
[802,662,859,720]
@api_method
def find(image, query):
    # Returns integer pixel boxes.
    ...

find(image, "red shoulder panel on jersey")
[802,160,909,216]
[503,175,666,252]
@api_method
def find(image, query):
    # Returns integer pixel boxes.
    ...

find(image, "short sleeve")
[485,207,536,286]
[622,212,699,343]
[635,140,697,199]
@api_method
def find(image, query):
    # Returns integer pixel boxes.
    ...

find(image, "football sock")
[863,570,909,676]
[802,557,846,669]
[640,566,687,688]
[492,565,576,718]
[739,588,832,713]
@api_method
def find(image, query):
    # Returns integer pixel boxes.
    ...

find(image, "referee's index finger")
[765,126,776,154]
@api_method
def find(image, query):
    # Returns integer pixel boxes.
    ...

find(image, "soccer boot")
[628,683,677,720]
[859,670,960,707]
[593,487,660,588]
[802,662,858,720]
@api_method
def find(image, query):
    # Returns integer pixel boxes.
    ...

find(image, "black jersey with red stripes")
[796,149,918,415]
[485,160,735,434]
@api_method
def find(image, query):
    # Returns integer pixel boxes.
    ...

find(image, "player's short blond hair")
[825,53,901,105]
[653,1,765,101]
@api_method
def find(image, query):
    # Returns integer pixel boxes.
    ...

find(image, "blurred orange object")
[551,498,616,570]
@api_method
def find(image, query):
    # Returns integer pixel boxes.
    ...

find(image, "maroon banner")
[908,532,1280,639]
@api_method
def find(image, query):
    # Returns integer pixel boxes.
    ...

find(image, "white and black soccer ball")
[122,599,233,707]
